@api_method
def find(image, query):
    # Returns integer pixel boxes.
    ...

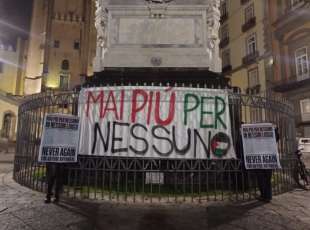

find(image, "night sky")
[0,0,33,44]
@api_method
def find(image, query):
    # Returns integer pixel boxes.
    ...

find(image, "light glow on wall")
[45,79,59,89]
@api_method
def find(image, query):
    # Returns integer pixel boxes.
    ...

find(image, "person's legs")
[54,165,64,202]
[256,170,265,198]
[46,165,56,203]
[263,170,272,201]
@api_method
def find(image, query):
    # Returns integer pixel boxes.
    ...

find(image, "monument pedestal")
[86,68,230,89]
[88,1,228,89]
[94,0,222,72]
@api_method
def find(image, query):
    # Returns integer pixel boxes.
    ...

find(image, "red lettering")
[86,91,104,117]
[155,91,176,126]
[147,91,154,125]
[131,89,148,123]
[101,91,119,119]
[119,90,125,121]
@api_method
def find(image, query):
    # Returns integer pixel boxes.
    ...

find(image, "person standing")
[255,127,280,202]
[45,163,65,203]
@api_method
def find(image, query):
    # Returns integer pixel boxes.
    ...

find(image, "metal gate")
[13,85,296,203]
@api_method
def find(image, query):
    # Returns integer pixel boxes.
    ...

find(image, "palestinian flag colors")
[211,132,231,158]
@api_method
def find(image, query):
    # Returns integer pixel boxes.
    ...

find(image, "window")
[221,24,229,40]
[300,99,310,122]
[1,113,14,138]
[60,75,69,90]
[54,40,60,48]
[246,33,257,55]
[301,99,310,114]
[295,47,309,81]
[60,60,70,90]
[245,4,254,23]
[0,62,3,73]
[222,49,230,67]
[74,41,80,50]
[249,68,261,121]
[61,60,70,71]
[248,68,259,87]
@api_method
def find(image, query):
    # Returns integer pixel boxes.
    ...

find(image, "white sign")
[38,114,80,163]
[145,172,164,184]
[78,86,236,159]
[241,123,281,170]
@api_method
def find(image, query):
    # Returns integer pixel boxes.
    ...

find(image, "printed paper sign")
[241,123,281,169]
[145,172,164,184]
[78,86,236,159]
[38,114,80,163]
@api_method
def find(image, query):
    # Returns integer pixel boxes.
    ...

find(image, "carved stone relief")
[93,0,222,71]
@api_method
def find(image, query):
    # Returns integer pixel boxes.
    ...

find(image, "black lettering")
[172,126,191,155]
[42,147,48,156]
[129,123,149,155]
[152,125,173,157]
[193,130,211,159]
[92,122,110,154]
[112,122,129,153]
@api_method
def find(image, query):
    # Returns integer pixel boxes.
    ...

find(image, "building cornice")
[0,90,23,106]
[273,3,310,41]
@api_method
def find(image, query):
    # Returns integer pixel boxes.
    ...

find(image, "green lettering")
[200,97,214,128]
[215,96,227,129]
[184,94,200,125]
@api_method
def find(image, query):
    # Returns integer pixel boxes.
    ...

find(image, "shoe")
[44,198,51,204]
[256,197,271,203]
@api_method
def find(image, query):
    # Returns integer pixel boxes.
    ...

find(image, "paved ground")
[0,142,15,163]
[1,147,310,230]
[1,158,310,230]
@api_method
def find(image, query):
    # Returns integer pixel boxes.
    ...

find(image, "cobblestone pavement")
[0,142,15,163]
[1,162,310,230]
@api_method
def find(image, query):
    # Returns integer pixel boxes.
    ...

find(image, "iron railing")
[13,85,296,203]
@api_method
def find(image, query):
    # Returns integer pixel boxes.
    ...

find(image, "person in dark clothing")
[235,127,249,191]
[45,163,65,203]
[256,169,273,201]
[255,127,280,202]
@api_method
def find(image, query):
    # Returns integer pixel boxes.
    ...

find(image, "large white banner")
[38,114,80,163]
[78,86,236,159]
[241,123,281,169]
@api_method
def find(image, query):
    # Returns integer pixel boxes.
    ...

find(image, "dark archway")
[1,112,16,140]
[60,59,70,90]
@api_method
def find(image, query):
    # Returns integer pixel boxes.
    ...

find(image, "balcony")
[242,51,259,66]
[273,74,310,92]
[240,0,250,5]
[222,64,232,73]
[219,37,229,49]
[220,13,228,24]
[242,17,256,32]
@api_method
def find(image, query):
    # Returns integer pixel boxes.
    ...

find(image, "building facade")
[0,0,97,140]
[219,0,275,122]
[270,0,310,137]
[25,0,97,95]
[0,38,27,141]
[219,0,274,91]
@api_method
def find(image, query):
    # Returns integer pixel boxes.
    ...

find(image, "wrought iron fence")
[13,84,297,203]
